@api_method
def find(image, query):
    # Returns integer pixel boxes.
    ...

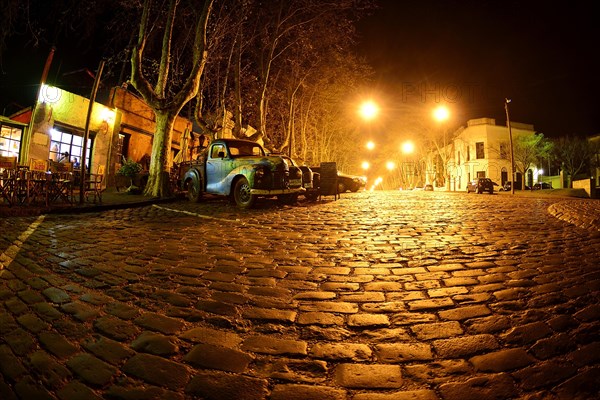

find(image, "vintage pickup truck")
[180,138,304,208]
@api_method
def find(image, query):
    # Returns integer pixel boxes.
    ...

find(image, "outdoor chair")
[48,160,74,204]
[84,164,105,202]
[0,156,18,205]
[28,159,50,205]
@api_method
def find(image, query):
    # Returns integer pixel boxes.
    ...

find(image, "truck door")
[206,143,227,194]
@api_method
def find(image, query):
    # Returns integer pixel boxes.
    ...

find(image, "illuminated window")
[476,142,485,159]
[50,125,93,168]
[0,123,23,158]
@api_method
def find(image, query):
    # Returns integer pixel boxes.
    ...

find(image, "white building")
[442,118,538,191]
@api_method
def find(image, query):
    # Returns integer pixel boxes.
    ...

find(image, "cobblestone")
[1,191,599,398]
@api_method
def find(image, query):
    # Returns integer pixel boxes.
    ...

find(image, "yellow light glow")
[100,108,116,123]
[359,101,379,121]
[402,140,415,154]
[362,161,370,170]
[433,105,450,122]
[38,84,61,104]
[386,161,395,171]
[366,141,375,150]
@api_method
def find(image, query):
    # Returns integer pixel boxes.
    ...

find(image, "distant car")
[337,172,367,193]
[310,167,366,193]
[467,178,496,194]
[500,181,531,191]
[532,182,552,190]
[424,184,434,191]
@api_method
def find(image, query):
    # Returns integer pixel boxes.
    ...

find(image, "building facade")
[7,85,201,188]
[435,118,539,191]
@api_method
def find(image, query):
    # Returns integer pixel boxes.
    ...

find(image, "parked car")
[500,181,530,191]
[467,178,496,194]
[532,182,553,190]
[424,184,434,191]
[276,155,320,201]
[310,167,367,193]
[181,139,304,208]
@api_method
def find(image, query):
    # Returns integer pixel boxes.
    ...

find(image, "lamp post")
[433,106,450,190]
[504,98,515,195]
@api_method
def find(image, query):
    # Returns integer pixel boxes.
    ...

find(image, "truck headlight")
[255,167,266,179]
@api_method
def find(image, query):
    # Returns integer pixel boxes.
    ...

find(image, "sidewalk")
[0,187,177,218]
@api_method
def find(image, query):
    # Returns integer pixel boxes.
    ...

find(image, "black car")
[500,182,531,191]
[311,166,366,193]
[467,178,496,194]
[532,182,553,190]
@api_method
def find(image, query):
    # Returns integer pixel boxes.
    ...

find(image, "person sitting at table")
[73,157,80,168]
[59,151,70,163]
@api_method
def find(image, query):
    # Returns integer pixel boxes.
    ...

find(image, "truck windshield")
[228,141,264,157]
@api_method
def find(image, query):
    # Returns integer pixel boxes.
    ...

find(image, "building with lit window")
[0,117,27,158]
[436,118,539,191]
[7,85,198,188]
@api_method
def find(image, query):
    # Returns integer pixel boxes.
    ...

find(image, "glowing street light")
[386,161,396,171]
[366,141,375,150]
[433,105,450,122]
[359,100,379,121]
[362,161,370,171]
[401,140,415,154]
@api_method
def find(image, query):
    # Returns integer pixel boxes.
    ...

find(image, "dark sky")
[355,0,599,137]
[1,0,597,139]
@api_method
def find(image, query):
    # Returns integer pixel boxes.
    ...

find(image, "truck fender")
[183,168,205,202]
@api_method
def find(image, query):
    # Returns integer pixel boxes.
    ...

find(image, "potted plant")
[117,158,143,194]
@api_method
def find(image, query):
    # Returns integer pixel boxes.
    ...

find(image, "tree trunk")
[144,111,176,198]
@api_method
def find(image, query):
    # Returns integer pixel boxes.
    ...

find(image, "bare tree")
[130,0,214,197]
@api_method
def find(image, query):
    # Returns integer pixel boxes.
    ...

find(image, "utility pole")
[504,98,515,195]
[79,60,105,204]
[23,46,56,161]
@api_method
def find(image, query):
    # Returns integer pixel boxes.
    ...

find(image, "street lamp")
[504,98,515,195]
[401,140,415,155]
[359,100,379,121]
[366,141,375,150]
[362,161,370,171]
[433,106,450,122]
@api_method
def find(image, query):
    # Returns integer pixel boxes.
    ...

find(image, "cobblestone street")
[1,191,599,399]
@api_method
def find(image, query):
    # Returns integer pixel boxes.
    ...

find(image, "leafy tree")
[513,133,552,189]
[553,136,598,188]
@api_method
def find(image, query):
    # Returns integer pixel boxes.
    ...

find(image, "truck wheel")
[186,178,202,202]
[234,177,256,208]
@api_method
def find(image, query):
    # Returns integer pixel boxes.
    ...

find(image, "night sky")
[1,0,598,139]
[355,0,599,138]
